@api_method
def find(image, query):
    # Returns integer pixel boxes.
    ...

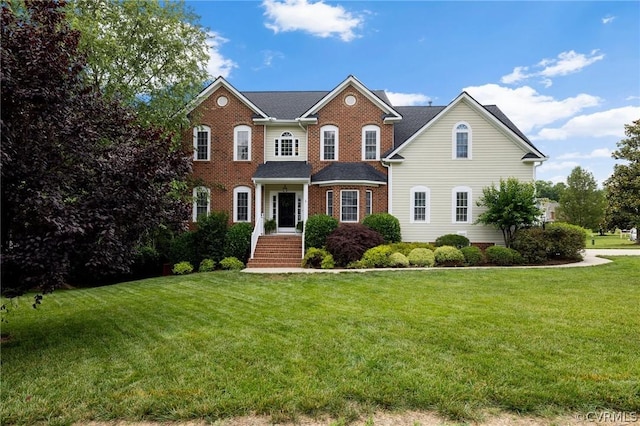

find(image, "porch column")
[255,183,262,228]
[303,182,309,222]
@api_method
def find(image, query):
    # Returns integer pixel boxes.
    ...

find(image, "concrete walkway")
[243,249,640,274]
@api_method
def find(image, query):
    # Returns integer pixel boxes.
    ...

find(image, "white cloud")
[205,32,237,78]
[463,83,601,133]
[535,106,640,140]
[385,91,431,106]
[557,148,612,160]
[500,50,604,86]
[262,0,363,42]
[538,161,580,172]
[602,15,615,24]
[626,95,640,101]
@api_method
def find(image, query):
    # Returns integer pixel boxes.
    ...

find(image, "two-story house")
[184,75,547,267]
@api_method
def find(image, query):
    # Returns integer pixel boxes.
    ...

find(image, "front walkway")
[242,249,640,274]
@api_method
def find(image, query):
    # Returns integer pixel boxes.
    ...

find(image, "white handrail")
[250,213,264,259]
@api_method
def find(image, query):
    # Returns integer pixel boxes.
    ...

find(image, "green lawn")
[586,232,640,249]
[2,258,640,425]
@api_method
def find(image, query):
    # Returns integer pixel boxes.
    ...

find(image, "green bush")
[434,246,465,266]
[360,245,394,268]
[131,245,161,278]
[435,234,470,248]
[302,248,334,269]
[546,222,588,260]
[198,258,216,272]
[389,252,409,267]
[407,248,435,267]
[362,213,401,243]
[172,261,193,275]
[386,242,435,256]
[512,228,548,264]
[304,214,338,249]
[460,246,485,266]
[195,211,229,264]
[485,246,523,266]
[219,256,244,271]
[168,231,197,266]
[224,222,253,264]
[326,223,384,267]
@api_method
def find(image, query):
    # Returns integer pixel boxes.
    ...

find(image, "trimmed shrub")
[219,256,244,271]
[304,214,338,249]
[434,246,465,266]
[407,248,435,267]
[326,223,384,267]
[387,242,436,257]
[485,246,523,266]
[195,211,228,264]
[546,222,588,260]
[172,261,193,275]
[131,245,161,278]
[361,245,394,268]
[169,231,197,266]
[302,248,334,269]
[362,213,401,243]
[198,258,216,272]
[512,227,548,264]
[435,234,470,248]
[389,252,409,267]
[461,246,485,266]
[224,222,253,264]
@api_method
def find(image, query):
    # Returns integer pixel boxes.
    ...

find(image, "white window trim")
[321,125,339,161]
[340,189,359,223]
[275,131,299,157]
[362,125,380,161]
[365,190,373,216]
[234,125,251,161]
[452,186,472,224]
[193,125,211,161]
[410,186,430,223]
[233,186,252,223]
[326,190,334,216]
[452,121,472,160]
[192,186,210,221]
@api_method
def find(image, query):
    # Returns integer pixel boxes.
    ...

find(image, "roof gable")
[184,76,269,118]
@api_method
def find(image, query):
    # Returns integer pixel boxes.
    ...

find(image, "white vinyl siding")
[389,100,536,244]
[265,126,308,162]
[192,186,210,221]
[234,125,251,161]
[193,125,210,161]
[341,190,359,222]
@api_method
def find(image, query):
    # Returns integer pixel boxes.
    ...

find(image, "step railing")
[250,213,264,259]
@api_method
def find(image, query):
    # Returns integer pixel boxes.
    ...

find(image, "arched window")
[234,125,251,161]
[233,186,252,222]
[362,125,380,160]
[193,125,211,161]
[275,131,299,157]
[452,122,472,159]
[192,186,210,221]
[410,186,430,223]
[321,125,339,161]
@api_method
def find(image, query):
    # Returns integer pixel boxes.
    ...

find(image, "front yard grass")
[1,258,639,425]
[586,232,640,249]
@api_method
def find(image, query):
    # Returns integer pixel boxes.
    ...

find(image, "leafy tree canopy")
[604,119,640,235]
[557,166,605,231]
[535,180,566,201]
[476,178,541,248]
[1,0,192,296]
[66,0,210,134]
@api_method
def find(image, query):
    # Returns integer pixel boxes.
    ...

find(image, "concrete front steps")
[246,234,303,268]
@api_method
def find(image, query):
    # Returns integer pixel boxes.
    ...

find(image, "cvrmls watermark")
[576,411,638,423]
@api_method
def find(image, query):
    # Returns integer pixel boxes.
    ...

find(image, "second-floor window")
[362,125,380,160]
[275,131,299,157]
[234,125,251,161]
[321,125,338,161]
[453,122,471,159]
[193,125,210,161]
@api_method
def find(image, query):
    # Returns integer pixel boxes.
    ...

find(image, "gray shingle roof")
[253,161,312,179]
[312,163,387,184]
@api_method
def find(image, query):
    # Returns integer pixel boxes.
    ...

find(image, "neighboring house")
[183,75,547,262]
[536,198,559,224]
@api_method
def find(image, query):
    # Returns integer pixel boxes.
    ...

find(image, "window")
[233,186,252,222]
[362,125,380,160]
[453,122,471,159]
[275,131,299,157]
[326,190,334,216]
[341,190,359,222]
[192,186,210,221]
[234,125,251,161]
[452,186,472,223]
[410,186,430,223]
[365,190,372,216]
[193,125,210,161]
[321,125,338,161]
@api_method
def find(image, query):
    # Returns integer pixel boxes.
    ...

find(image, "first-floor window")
[452,186,471,223]
[341,190,358,222]
[193,186,210,221]
[411,186,430,223]
[234,186,252,222]
[326,190,334,216]
[365,190,372,216]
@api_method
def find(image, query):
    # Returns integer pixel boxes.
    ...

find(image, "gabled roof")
[184,76,269,118]
[300,75,402,123]
[385,92,547,161]
[311,162,387,185]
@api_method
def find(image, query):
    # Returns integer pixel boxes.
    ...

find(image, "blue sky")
[188,0,640,186]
